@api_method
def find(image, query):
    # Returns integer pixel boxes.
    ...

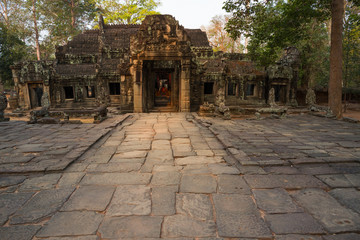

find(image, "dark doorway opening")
[155,71,171,107]
[273,85,286,103]
[28,83,43,108]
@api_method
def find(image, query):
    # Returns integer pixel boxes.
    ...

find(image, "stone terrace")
[0,113,360,240]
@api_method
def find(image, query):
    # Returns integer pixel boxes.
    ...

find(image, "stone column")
[132,60,143,113]
[180,60,191,112]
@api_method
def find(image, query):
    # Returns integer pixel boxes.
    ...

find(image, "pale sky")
[157,0,228,29]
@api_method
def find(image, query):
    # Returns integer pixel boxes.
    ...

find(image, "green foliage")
[95,0,160,24]
[343,2,360,89]
[0,23,27,86]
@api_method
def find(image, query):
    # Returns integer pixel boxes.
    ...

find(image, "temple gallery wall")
[11,15,299,113]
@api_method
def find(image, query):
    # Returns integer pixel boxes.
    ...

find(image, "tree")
[32,0,41,60]
[202,15,244,53]
[0,22,27,86]
[95,0,160,24]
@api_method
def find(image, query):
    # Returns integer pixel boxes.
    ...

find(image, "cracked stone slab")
[99,216,163,238]
[61,185,115,211]
[208,163,240,175]
[0,192,34,225]
[80,173,151,185]
[57,172,85,188]
[180,175,217,193]
[291,188,360,233]
[0,225,41,240]
[162,214,216,238]
[253,188,303,213]
[107,185,151,216]
[213,194,272,238]
[176,193,213,221]
[87,162,142,173]
[276,235,323,240]
[37,211,103,238]
[10,188,74,224]
[316,174,354,188]
[265,213,325,234]
[0,175,26,188]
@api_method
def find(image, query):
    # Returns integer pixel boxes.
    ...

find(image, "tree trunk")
[32,0,41,60]
[328,0,344,119]
[71,0,75,28]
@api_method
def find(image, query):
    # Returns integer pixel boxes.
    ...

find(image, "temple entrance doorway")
[143,60,180,112]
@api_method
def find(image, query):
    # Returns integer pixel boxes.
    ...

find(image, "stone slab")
[213,194,272,238]
[0,192,34,225]
[217,175,251,194]
[37,211,103,237]
[152,186,177,216]
[291,188,360,233]
[176,193,213,221]
[11,188,74,224]
[175,156,223,165]
[99,216,163,238]
[87,162,142,172]
[0,175,26,187]
[316,174,354,188]
[151,171,181,185]
[329,188,360,214]
[107,185,151,216]
[245,175,328,189]
[57,172,85,188]
[80,173,151,185]
[162,214,216,238]
[253,188,303,213]
[265,213,325,234]
[61,185,115,211]
[180,175,217,193]
[0,225,41,240]
[19,174,62,191]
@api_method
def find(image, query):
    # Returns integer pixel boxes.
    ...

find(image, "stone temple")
[11,15,298,113]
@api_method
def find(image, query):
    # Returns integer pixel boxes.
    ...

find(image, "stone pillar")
[0,93,9,121]
[180,60,191,112]
[132,60,143,113]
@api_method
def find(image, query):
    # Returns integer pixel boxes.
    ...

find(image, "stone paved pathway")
[0,113,360,240]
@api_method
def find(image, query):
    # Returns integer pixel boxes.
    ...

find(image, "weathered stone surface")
[0,175,26,187]
[162,215,216,238]
[329,188,360,214]
[87,162,142,172]
[152,186,178,215]
[80,173,151,185]
[37,211,103,237]
[175,156,223,165]
[253,188,303,213]
[40,237,99,240]
[213,194,272,238]
[180,175,217,193]
[265,213,325,234]
[151,171,181,185]
[111,150,147,159]
[107,185,151,216]
[57,172,85,188]
[99,216,163,238]
[245,175,327,189]
[208,163,240,175]
[61,185,115,211]
[182,164,211,174]
[276,234,323,240]
[345,173,360,187]
[217,175,250,194]
[152,140,171,150]
[146,149,173,162]
[11,188,74,224]
[19,174,62,191]
[0,225,41,240]
[316,174,354,187]
[322,233,360,240]
[176,194,213,220]
[291,188,360,233]
[0,192,34,225]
